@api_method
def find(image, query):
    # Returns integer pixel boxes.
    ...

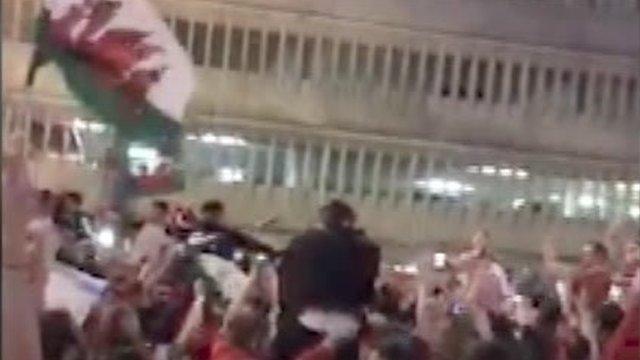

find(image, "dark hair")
[320,199,356,230]
[466,342,510,360]
[152,200,169,213]
[375,330,430,360]
[590,241,609,259]
[65,191,83,206]
[201,200,225,214]
[597,302,624,333]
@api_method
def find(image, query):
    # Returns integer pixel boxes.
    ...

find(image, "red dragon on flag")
[27,0,195,143]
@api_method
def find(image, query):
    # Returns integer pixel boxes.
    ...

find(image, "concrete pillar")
[617,76,627,122]
[265,137,276,187]
[467,55,479,105]
[221,21,232,71]
[501,59,513,105]
[584,69,596,120]
[336,144,348,194]
[276,28,286,80]
[301,140,312,188]
[382,45,392,94]
[203,21,213,68]
[601,73,612,120]
[414,47,427,94]
[259,29,268,74]
[354,146,366,201]
[387,152,400,205]
[484,57,496,105]
[450,53,462,101]
[433,47,446,99]
[348,40,358,80]
[241,28,250,71]
[518,61,530,108]
[318,141,332,203]
[331,38,340,80]
[366,44,375,79]
[399,47,410,92]
[371,151,383,203]
[285,139,297,188]
[187,18,196,55]
[312,35,322,81]
[294,32,304,79]
[404,153,419,207]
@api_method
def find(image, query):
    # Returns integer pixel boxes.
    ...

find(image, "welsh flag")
[26,0,195,154]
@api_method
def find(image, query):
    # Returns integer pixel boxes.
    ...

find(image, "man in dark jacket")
[273,200,381,359]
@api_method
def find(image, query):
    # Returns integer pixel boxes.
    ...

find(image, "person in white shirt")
[130,200,174,288]
[25,189,62,311]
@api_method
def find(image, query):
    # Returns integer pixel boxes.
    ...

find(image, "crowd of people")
[4,156,640,360]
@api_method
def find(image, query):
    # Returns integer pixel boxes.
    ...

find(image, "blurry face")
[624,242,640,263]
[108,264,139,296]
[203,210,224,224]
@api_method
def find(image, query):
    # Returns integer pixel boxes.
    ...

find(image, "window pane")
[355,44,369,79]
[406,50,420,91]
[372,46,386,85]
[175,18,190,49]
[266,31,280,73]
[459,57,472,99]
[320,38,334,78]
[247,29,261,73]
[509,63,522,104]
[441,54,454,98]
[191,22,207,66]
[338,41,352,77]
[492,61,504,104]
[476,59,488,101]
[228,27,244,71]
[576,71,588,114]
[389,47,403,89]
[210,24,226,68]
[301,37,315,80]
[423,53,437,94]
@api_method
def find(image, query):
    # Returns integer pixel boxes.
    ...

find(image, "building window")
[593,73,605,116]
[30,121,45,150]
[175,18,190,49]
[441,54,454,98]
[284,34,298,74]
[509,63,522,104]
[209,24,226,68]
[423,53,438,94]
[389,47,403,89]
[320,38,335,78]
[337,41,352,78]
[247,29,262,73]
[458,57,472,99]
[475,59,488,101]
[560,70,572,109]
[610,76,621,119]
[49,124,64,154]
[191,22,207,66]
[265,31,281,73]
[527,65,538,101]
[355,44,369,79]
[491,61,504,104]
[228,27,244,71]
[543,68,555,96]
[576,71,588,114]
[301,37,315,79]
[406,50,420,91]
[372,46,386,85]
[627,77,637,117]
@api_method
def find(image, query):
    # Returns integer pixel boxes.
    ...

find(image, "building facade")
[2,0,639,256]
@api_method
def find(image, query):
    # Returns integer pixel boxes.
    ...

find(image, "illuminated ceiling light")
[548,193,562,203]
[186,133,198,140]
[466,165,480,174]
[200,133,218,143]
[218,167,244,183]
[515,169,529,180]
[463,185,476,193]
[445,181,462,193]
[632,183,640,192]
[481,166,496,176]
[427,178,446,193]
[217,135,247,146]
[629,206,640,219]
[127,146,158,159]
[615,182,627,192]
[402,264,419,275]
[73,117,88,130]
[499,168,513,177]
[578,195,595,208]
[88,122,107,133]
[512,198,526,210]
